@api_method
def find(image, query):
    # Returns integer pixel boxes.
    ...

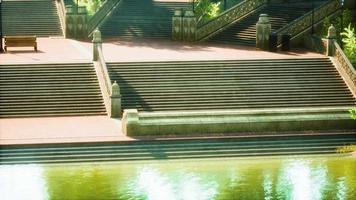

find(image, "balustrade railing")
[196,0,265,41]
[56,0,67,37]
[94,44,112,115]
[87,0,122,36]
[333,41,356,98]
[277,0,341,44]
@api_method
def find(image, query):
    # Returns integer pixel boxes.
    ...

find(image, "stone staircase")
[1,134,355,164]
[108,58,356,111]
[209,2,320,46]
[2,0,62,37]
[0,63,106,118]
[100,0,190,39]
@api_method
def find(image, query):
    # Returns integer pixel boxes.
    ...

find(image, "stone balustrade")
[92,29,121,117]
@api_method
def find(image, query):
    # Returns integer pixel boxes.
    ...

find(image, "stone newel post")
[172,10,183,41]
[326,24,336,56]
[111,81,122,118]
[256,14,271,50]
[122,109,139,135]
[92,29,102,61]
[182,10,197,42]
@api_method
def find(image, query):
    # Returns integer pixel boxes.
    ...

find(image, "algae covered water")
[0,155,355,200]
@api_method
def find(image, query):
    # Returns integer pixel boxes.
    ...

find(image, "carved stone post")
[182,10,197,42]
[326,24,337,56]
[76,6,88,39]
[92,29,102,61]
[122,109,139,135]
[256,14,271,50]
[172,10,183,41]
[65,5,88,39]
[111,81,122,118]
[65,5,75,38]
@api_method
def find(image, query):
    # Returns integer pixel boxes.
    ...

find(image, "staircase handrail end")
[196,0,266,41]
[332,41,356,98]
[87,0,121,35]
[277,0,340,36]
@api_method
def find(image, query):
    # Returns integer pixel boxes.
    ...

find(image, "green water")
[0,155,355,200]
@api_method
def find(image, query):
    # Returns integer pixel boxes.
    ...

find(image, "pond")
[0,154,355,200]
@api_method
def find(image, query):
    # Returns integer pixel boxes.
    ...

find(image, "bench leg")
[4,46,7,52]
[34,44,37,52]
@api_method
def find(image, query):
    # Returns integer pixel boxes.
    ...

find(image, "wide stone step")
[209,3,314,45]
[107,58,355,111]
[2,0,62,36]
[1,134,354,164]
[101,0,189,38]
[122,102,354,111]
[120,87,350,94]
[0,63,106,118]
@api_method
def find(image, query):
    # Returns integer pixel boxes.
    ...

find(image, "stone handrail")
[94,45,112,114]
[332,41,356,98]
[196,0,266,41]
[277,0,340,44]
[56,0,67,37]
[87,0,122,36]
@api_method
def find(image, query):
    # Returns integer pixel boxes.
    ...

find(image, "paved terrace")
[0,37,327,145]
[0,37,325,64]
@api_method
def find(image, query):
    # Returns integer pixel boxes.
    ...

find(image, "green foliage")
[336,9,353,34]
[321,9,353,38]
[337,145,356,153]
[321,16,331,37]
[194,0,221,24]
[77,0,104,16]
[349,108,356,120]
[341,25,356,65]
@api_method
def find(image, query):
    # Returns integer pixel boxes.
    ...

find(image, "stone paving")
[0,116,130,145]
[0,37,325,65]
[0,37,328,145]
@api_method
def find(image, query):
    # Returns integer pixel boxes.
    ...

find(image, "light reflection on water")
[0,165,47,200]
[0,155,355,200]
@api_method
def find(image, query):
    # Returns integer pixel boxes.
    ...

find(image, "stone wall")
[122,108,355,136]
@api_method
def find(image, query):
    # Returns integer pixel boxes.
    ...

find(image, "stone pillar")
[122,109,139,135]
[326,24,336,56]
[65,5,88,39]
[92,29,102,61]
[65,5,76,38]
[256,14,271,50]
[76,6,88,39]
[111,81,122,118]
[172,10,183,41]
[182,10,197,42]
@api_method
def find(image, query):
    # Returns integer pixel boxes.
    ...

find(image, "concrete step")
[1,134,354,164]
[209,2,320,45]
[2,0,62,36]
[100,0,190,39]
[0,63,106,118]
[107,58,355,111]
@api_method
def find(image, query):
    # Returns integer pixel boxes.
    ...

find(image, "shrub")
[337,145,356,153]
[340,25,356,65]
[321,9,352,39]
[349,108,356,120]
[77,0,104,16]
[194,0,221,24]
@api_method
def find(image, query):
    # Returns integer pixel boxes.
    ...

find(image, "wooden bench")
[4,36,37,52]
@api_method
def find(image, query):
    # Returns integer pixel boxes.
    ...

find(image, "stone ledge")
[122,107,356,136]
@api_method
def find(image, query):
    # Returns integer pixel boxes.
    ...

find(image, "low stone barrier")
[122,107,355,136]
